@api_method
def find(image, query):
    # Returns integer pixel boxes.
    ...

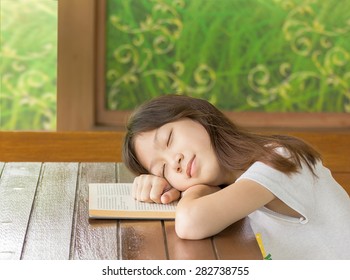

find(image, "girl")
[122,94,350,259]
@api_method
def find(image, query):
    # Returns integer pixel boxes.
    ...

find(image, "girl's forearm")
[175,185,222,239]
[175,179,276,240]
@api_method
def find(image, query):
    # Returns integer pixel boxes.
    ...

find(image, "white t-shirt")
[237,157,350,260]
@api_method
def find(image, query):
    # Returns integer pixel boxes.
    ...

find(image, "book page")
[89,183,177,219]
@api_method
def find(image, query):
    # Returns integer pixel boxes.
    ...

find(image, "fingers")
[161,188,181,204]
[132,174,174,204]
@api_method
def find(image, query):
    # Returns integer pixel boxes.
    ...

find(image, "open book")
[88,183,177,219]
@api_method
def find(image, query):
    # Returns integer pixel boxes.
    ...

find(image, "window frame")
[57,0,350,131]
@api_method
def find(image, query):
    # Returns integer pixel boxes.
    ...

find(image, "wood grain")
[21,163,79,259]
[57,0,96,131]
[119,220,167,260]
[72,163,119,260]
[1,160,346,260]
[115,163,168,259]
[0,131,124,162]
[0,163,42,260]
[117,163,135,183]
[164,221,217,260]
[213,219,262,260]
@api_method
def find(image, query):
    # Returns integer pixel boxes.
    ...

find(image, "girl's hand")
[132,174,181,204]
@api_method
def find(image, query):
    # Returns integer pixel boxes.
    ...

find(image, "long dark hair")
[123,94,321,177]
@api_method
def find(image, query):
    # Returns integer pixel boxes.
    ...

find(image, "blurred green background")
[106,0,350,112]
[0,0,57,130]
[1,0,349,130]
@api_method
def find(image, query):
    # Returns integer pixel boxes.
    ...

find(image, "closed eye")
[162,163,166,178]
[166,129,173,147]
[160,129,172,179]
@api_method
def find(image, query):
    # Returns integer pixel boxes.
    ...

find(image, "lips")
[186,155,196,178]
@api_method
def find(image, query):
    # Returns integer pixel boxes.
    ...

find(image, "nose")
[172,153,183,173]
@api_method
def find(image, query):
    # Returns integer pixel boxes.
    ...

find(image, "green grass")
[105,0,350,112]
[0,0,57,130]
[1,0,349,130]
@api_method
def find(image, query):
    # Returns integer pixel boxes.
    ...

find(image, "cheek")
[174,184,192,192]
[167,176,190,191]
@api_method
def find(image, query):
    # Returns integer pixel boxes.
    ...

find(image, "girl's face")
[134,118,234,191]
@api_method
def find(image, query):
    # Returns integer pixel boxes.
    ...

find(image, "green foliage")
[1,0,348,131]
[0,0,57,130]
[105,0,350,112]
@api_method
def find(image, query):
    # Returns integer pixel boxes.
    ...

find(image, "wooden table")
[0,162,262,260]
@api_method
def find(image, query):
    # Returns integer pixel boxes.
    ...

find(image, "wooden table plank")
[213,219,262,260]
[0,163,42,260]
[116,163,168,259]
[21,163,79,259]
[1,161,344,260]
[72,162,119,260]
[164,221,217,260]
[117,163,135,183]
[119,220,168,260]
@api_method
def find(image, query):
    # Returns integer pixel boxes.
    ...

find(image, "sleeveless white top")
[237,156,350,260]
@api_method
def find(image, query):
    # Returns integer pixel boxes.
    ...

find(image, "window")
[58,0,350,131]
[0,0,57,130]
